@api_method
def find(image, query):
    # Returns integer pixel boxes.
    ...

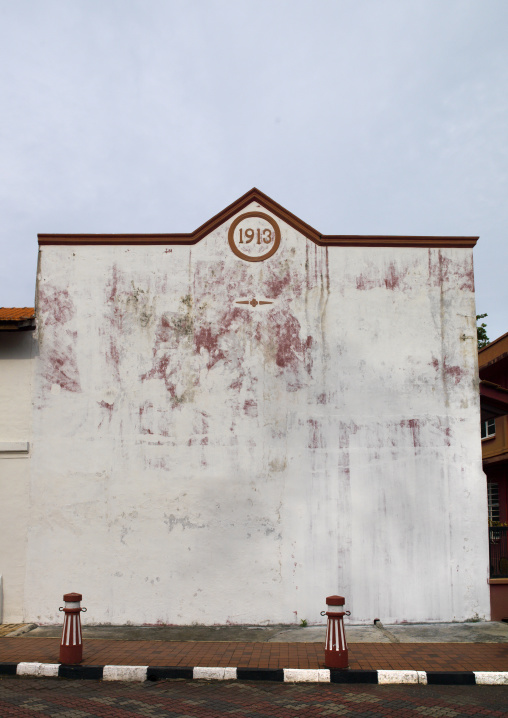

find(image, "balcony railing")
[489,526,508,578]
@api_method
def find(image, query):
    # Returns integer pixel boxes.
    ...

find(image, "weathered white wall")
[26,202,489,625]
[0,331,34,622]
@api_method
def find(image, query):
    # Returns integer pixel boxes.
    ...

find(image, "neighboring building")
[0,308,35,623]
[1,190,490,625]
[479,332,508,621]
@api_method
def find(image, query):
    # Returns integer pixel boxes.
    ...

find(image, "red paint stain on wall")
[400,418,421,448]
[194,326,225,370]
[146,457,170,471]
[187,412,210,446]
[97,400,114,427]
[98,400,114,415]
[307,419,325,449]
[108,265,119,303]
[265,271,292,299]
[38,286,75,326]
[45,346,81,392]
[141,355,179,399]
[430,356,465,384]
[272,311,312,374]
[103,265,133,381]
[428,250,452,286]
[427,250,474,292]
[384,262,400,290]
[139,248,318,407]
[443,363,464,383]
[154,315,172,345]
[139,402,154,434]
[356,262,406,291]
[305,243,330,293]
[139,401,175,436]
[38,286,81,393]
[229,376,244,392]
[356,274,370,291]
[106,338,121,378]
[459,257,475,292]
[243,399,258,417]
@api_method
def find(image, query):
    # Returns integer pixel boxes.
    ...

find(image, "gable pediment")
[38,187,478,248]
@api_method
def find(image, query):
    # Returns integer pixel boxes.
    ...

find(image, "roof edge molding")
[479,331,508,357]
[38,188,479,248]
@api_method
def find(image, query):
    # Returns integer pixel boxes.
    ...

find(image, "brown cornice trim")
[311,236,478,248]
[483,452,508,466]
[38,233,200,246]
[37,188,479,248]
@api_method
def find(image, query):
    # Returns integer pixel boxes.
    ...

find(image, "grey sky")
[1,0,507,340]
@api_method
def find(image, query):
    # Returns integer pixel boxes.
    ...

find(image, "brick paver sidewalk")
[1,637,507,671]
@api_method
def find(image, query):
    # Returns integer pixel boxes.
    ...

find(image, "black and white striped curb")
[1,663,508,685]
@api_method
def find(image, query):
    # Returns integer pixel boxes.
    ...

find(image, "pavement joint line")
[1,662,507,685]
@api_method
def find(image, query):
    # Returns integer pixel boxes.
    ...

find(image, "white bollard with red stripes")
[59,592,87,664]
[322,595,350,669]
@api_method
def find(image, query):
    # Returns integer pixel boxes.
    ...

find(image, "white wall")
[25,202,489,624]
[0,331,34,622]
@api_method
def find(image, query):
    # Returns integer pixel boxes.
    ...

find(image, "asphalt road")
[1,677,508,717]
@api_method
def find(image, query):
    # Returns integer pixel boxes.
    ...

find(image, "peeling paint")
[163,514,205,532]
[399,419,421,448]
[44,345,81,393]
[194,325,226,369]
[23,206,489,627]
[98,400,114,426]
[38,286,75,326]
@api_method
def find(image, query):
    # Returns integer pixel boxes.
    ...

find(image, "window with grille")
[488,483,500,524]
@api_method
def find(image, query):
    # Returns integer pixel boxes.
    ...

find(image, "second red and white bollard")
[322,595,350,669]
[59,592,87,664]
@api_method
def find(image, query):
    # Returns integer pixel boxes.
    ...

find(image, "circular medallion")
[228,211,281,262]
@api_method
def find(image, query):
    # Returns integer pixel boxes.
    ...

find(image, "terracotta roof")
[478,331,508,356]
[0,307,35,321]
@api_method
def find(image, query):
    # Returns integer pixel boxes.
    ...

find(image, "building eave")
[0,319,36,331]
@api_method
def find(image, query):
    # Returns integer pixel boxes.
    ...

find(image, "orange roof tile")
[0,307,35,321]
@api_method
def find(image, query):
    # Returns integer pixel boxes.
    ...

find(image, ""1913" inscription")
[238,227,273,244]
[228,211,281,262]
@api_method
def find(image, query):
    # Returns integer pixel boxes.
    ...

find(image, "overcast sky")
[1,0,507,341]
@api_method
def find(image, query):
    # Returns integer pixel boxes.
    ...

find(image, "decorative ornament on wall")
[235,298,274,308]
[228,211,281,262]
